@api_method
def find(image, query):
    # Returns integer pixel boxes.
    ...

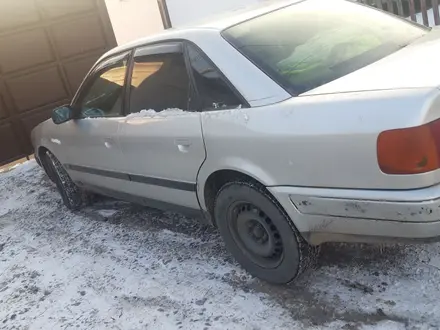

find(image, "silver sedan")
[31,0,440,284]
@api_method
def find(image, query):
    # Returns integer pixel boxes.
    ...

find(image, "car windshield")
[222,0,428,96]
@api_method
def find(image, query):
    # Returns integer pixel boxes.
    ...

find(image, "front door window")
[76,55,129,118]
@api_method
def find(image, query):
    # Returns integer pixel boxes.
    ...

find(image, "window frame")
[182,41,250,111]
[124,42,195,115]
[70,51,132,119]
[70,38,251,118]
[124,39,250,115]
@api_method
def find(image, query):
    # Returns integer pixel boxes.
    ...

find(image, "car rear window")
[222,0,428,96]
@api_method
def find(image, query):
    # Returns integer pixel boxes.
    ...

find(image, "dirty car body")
[31,0,440,283]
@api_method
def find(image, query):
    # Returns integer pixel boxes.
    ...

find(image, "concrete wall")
[104,0,164,45]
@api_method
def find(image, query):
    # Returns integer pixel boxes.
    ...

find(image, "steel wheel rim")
[227,201,284,269]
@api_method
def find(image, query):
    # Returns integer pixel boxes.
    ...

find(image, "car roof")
[101,0,304,60]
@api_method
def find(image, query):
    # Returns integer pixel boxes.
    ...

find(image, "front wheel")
[44,152,83,210]
[214,181,318,284]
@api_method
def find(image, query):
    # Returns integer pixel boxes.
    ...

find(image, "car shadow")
[85,194,411,273]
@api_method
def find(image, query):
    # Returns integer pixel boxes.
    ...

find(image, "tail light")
[377,119,440,175]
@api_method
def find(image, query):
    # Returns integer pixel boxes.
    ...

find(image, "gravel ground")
[1,161,440,330]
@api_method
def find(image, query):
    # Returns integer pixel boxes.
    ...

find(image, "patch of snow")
[0,160,299,329]
[428,255,440,269]
[50,138,61,145]
[1,160,38,178]
[97,209,119,218]
[126,108,186,119]
[243,112,249,123]
[2,160,440,329]
[202,108,252,125]
[9,162,24,171]
[0,196,20,217]
[361,321,406,330]
[0,161,40,216]
[408,5,440,27]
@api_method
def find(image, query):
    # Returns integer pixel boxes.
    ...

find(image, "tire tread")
[45,151,83,211]
[214,180,319,283]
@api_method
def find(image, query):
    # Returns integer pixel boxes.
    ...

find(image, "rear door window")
[129,51,190,113]
[186,44,242,110]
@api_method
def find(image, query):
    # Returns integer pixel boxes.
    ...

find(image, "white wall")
[166,0,269,28]
[104,0,282,45]
[104,0,164,45]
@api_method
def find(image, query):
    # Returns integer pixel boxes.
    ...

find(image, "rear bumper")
[268,184,440,245]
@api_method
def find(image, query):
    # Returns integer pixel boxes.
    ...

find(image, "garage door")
[0,0,117,166]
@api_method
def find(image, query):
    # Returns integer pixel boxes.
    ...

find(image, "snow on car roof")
[100,0,303,61]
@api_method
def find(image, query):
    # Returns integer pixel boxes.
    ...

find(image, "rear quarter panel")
[198,88,440,210]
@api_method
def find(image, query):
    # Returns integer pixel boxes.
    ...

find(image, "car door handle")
[175,139,192,153]
[104,137,115,149]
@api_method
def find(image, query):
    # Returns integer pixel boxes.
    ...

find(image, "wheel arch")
[37,145,50,159]
[198,157,276,210]
[201,168,272,227]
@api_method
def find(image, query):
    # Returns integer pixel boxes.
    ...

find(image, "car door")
[62,52,132,192]
[118,42,207,211]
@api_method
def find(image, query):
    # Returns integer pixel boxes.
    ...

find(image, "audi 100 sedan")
[31,0,440,284]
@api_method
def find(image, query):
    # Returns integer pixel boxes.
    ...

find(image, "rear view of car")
[202,0,440,283]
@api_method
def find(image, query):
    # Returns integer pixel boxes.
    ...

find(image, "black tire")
[44,151,83,210]
[40,154,57,183]
[214,181,319,284]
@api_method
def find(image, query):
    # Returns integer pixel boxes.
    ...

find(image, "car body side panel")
[197,87,440,211]
[44,117,133,192]
[117,112,206,210]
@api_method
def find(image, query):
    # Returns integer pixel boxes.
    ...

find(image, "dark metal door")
[0,0,117,166]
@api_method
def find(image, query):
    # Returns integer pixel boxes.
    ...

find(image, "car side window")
[186,44,242,111]
[129,52,190,113]
[76,56,128,118]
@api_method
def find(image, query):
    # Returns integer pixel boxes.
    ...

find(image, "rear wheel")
[44,152,83,210]
[214,181,318,284]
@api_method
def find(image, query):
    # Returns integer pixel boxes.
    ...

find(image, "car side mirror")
[52,105,74,125]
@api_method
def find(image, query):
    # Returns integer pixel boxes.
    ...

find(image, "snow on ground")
[1,161,440,329]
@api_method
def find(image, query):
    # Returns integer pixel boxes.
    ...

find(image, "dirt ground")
[1,161,439,330]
